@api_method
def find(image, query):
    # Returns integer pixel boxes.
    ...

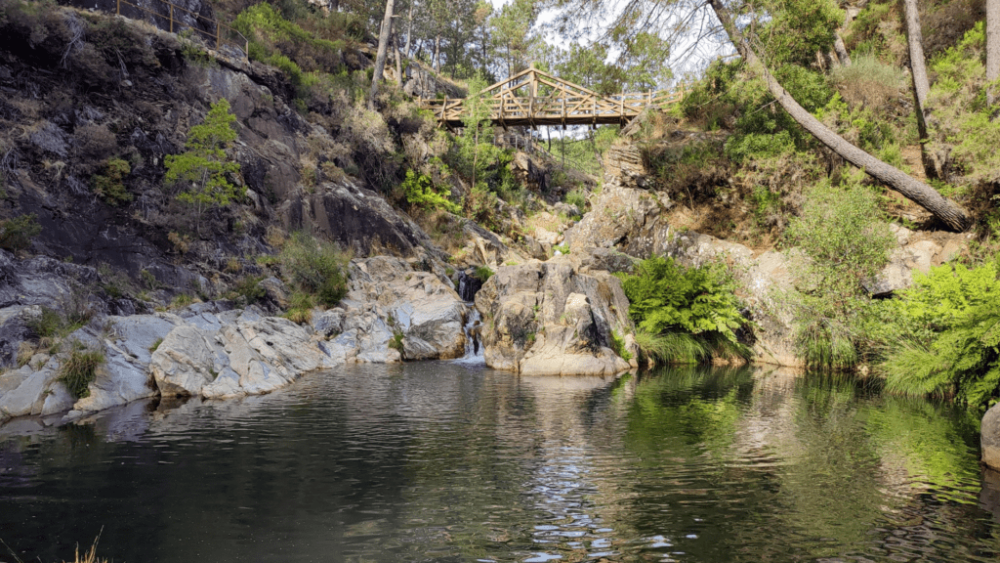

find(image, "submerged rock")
[474,256,632,375]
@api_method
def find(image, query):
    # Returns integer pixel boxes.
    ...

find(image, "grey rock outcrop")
[984,403,1000,471]
[474,256,632,375]
[327,256,467,363]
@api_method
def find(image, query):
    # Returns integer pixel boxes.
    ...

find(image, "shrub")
[564,188,587,211]
[91,158,132,206]
[279,232,349,307]
[26,306,62,338]
[0,213,41,251]
[784,175,894,369]
[59,348,104,399]
[149,338,163,353]
[400,170,460,213]
[228,275,267,307]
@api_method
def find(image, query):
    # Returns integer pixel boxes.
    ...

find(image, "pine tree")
[164,99,242,236]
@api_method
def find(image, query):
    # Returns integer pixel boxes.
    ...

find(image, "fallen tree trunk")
[707,0,971,232]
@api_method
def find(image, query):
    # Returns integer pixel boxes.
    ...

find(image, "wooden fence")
[113,0,248,61]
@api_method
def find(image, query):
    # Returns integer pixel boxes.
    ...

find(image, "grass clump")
[59,348,104,399]
[830,53,906,109]
[616,256,749,363]
[284,292,314,325]
[148,338,163,353]
[473,265,494,282]
[279,232,349,307]
[610,331,632,362]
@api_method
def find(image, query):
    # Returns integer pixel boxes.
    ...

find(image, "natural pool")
[1,362,999,563]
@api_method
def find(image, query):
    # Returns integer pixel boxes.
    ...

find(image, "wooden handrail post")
[116,0,120,15]
[169,4,174,33]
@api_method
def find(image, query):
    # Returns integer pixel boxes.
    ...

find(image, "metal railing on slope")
[112,0,248,62]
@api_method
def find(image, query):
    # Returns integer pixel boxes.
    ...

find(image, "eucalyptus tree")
[545,0,971,231]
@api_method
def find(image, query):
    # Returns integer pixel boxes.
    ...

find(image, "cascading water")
[455,306,485,364]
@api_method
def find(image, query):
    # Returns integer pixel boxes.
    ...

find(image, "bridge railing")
[112,0,248,62]
[420,87,687,126]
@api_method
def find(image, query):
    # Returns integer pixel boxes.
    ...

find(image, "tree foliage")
[401,170,460,213]
[164,99,242,233]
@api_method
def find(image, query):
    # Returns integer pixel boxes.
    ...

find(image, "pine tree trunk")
[402,1,414,79]
[369,0,396,107]
[988,0,1000,106]
[706,0,971,231]
[433,34,441,73]
[901,0,941,178]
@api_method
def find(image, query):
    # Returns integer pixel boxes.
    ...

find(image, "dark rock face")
[59,0,218,37]
[0,4,442,302]
[456,271,483,302]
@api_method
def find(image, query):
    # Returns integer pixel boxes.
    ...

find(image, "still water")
[1,363,999,563]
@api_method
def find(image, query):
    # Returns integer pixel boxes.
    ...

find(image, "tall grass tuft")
[58,348,104,399]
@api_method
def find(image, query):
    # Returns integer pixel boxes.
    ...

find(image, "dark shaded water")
[1,363,1000,563]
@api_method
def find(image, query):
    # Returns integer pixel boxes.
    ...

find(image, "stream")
[1,363,998,562]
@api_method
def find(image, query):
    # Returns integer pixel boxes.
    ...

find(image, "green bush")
[401,170,460,213]
[610,331,632,362]
[92,158,132,206]
[880,262,1000,407]
[0,213,41,252]
[59,348,104,399]
[784,175,894,369]
[229,275,267,307]
[616,256,748,362]
[279,232,349,307]
[564,188,587,211]
[473,265,494,282]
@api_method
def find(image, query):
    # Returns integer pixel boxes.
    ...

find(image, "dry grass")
[0,532,107,563]
[830,54,906,109]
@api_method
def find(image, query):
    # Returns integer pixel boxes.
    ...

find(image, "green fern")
[616,257,749,362]
[881,263,1000,408]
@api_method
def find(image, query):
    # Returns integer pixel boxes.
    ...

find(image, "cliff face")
[0,1,438,293]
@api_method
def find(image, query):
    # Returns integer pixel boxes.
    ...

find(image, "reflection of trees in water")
[601,365,999,563]
[2,363,999,563]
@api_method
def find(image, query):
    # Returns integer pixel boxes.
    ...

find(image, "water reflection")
[0,364,998,563]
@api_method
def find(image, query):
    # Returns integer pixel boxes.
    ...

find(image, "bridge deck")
[418,67,684,128]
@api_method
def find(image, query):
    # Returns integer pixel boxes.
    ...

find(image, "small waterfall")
[457,271,483,302]
[454,306,485,364]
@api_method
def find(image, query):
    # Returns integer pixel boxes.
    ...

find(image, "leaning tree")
[548,0,972,231]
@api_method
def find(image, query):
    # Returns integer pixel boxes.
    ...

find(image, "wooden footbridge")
[418,66,684,129]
